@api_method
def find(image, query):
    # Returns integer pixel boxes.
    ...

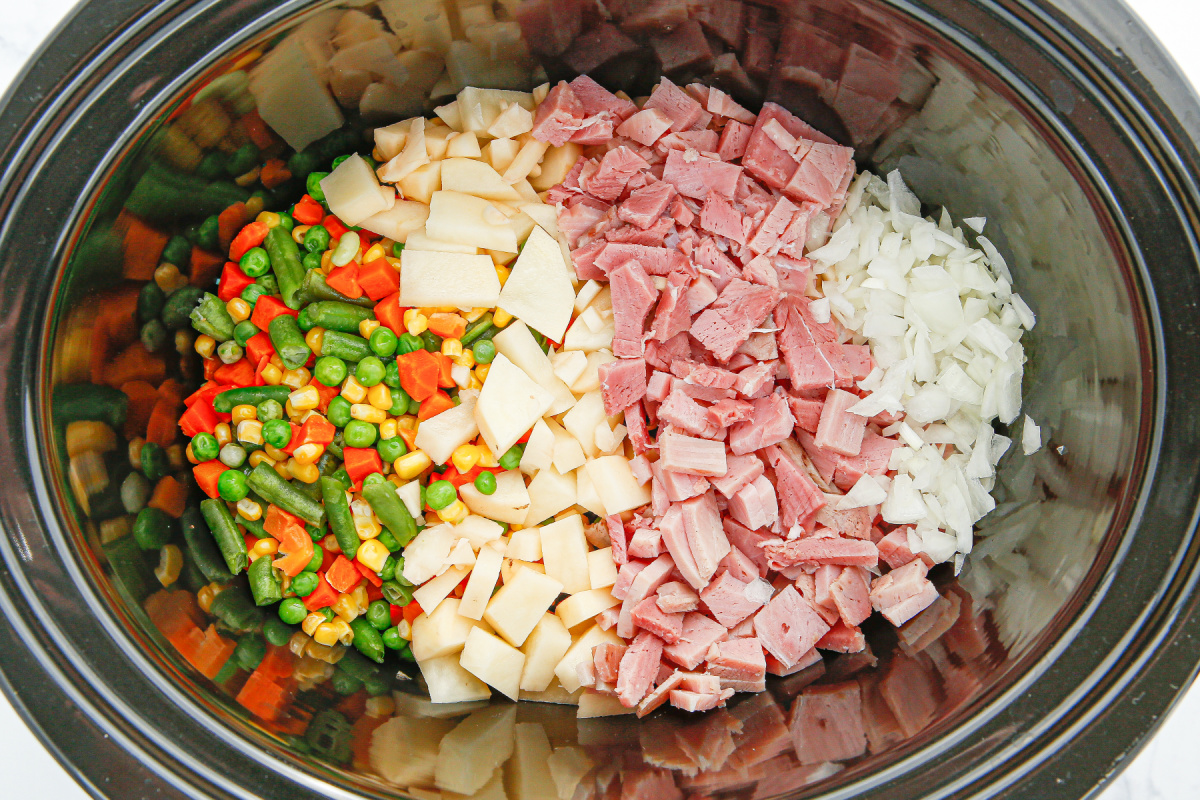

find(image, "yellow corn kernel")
[441,338,463,358]
[341,375,368,403]
[264,443,289,462]
[248,537,278,561]
[437,498,469,524]
[397,415,418,431]
[304,327,325,354]
[175,330,195,356]
[351,403,387,424]
[305,639,346,665]
[270,354,285,370]
[495,265,511,287]
[236,419,264,445]
[166,443,185,469]
[273,460,291,479]
[256,211,281,228]
[475,443,497,468]
[243,191,264,216]
[248,451,276,468]
[354,513,382,540]
[356,317,380,339]
[197,583,221,614]
[155,544,183,587]
[302,613,325,637]
[66,421,117,458]
[356,538,390,572]
[289,630,312,657]
[395,450,432,480]
[154,262,187,293]
[353,584,370,613]
[194,334,216,359]
[397,619,412,640]
[385,256,401,269]
[320,249,333,272]
[260,364,283,385]
[332,594,360,623]
[465,307,488,323]
[468,374,484,391]
[451,444,481,474]
[332,618,355,646]
[475,364,490,382]
[281,367,311,390]
[292,655,333,688]
[127,438,145,472]
[289,385,321,412]
[405,313,428,337]
[236,497,262,520]
[226,297,252,323]
[492,308,513,327]
[292,443,324,466]
[367,384,392,411]
[288,460,320,484]
[312,622,340,647]
[213,423,232,447]
[379,418,398,440]
[231,404,258,424]
[280,573,292,595]
[366,695,395,718]
[291,224,312,244]
[455,349,476,368]
[363,242,386,263]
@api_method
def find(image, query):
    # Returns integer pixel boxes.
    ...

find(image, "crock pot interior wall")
[2,0,1191,797]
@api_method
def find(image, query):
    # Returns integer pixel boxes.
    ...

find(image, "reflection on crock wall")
[45,0,1132,795]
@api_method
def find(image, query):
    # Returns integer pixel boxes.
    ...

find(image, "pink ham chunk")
[584,146,650,202]
[657,388,720,438]
[670,688,733,713]
[593,642,627,683]
[701,570,768,628]
[657,580,700,613]
[569,74,638,121]
[728,391,795,454]
[531,81,585,146]
[693,235,742,290]
[612,558,645,600]
[643,76,705,132]
[789,682,866,764]
[658,504,705,590]
[618,553,676,638]
[663,149,743,200]
[706,87,756,124]
[664,612,729,669]
[816,620,866,653]
[636,669,686,717]
[686,274,719,314]
[652,459,708,502]
[775,254,813,295]
[766,647,823,677]
[617,631,665,707]
[594,242,686,276]
[814,388,868,456]
[711,453,765,498]
[754,585,831,668]
[717,120,753,161]
[787,394,824,432]
[681,490,731,585]
[748,195,800,255]
[649,281,692,343]
[870,560,940,626]
[784,141,855,207]
[626,401,652,455]
[706,637,767,692]
[815,503,872,540]
[632,596,685,643]
[657,129,720,155]
[762,537,879,569]
[599,357,647,415]
[830,566,872,626]
[657,429,727,478]
[699,190,748,244]
[609,258,658,357]
[618,180,676,229]
[569,240,607,280]
[764,443,827,531]
[617,107,675,146]
[558,201,608,248]
[877,527,935,570]
[628,525,665,558]
[709,397,754,426]
[727,475,779,531]
[608,514,629,567]
[691,279,783,361]
[716,545,761,582]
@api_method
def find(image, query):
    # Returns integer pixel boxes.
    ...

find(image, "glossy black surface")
[0,0,1198,798]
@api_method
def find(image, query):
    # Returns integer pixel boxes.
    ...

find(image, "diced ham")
[628,525,665,558]
[584,146,650,202]
[726,474,779,531]
[664,612,729,669]
[670,197,696,228]
[595,242,686,276]
[717,545,762,583]
[789,682,866,764]
[813,388,867,456]
[630,454,653,486]
[742,254,779,288]
[814,503,871,540]
[753,585,831,668]
[816,620,866,653]
[762,537,879,569]
[656,129,720,155]
[786,394,823,432]
[783,141,855,207]
[672,360,738,388]
[723,518,774,575]
[570,240,607,280]
[559,201,609,248]
[693,235,742,290]
[645,331,690,371]
[829,566,872,626]
[658,504,705,590]
[717,120,753,162]
[637,669,687,717]
[626,401,652,455]
[700,571,767,628]
[765,647,823,677]
[616,107,675,147]
[734,361,776,399]
[705,637,767,692]
[618,180,676,229]
[657,387,720,438]
[657,580,700,614]
[699,190,749,244]
[663,149,743,201]
[709,397,754,426]
[643,76,705,132]
[728,391,795,454]
[649,281,692,342]
[531,81,586,146]
[711,453,764,498]
[609,258,658,357]
[877,527,935,569]
[608,514,629,567]
[618,553,676,638]
[596,606,620,631]
[834,429,898,488]
[670,688,733,712]
[652,459,709,502]
[870,560,940,626]
[612,558,646,601]
[632,596,685,643]
[599,357,647,415]
[594,641,627,683]
[680,490,731,585]
[569,74,638,121]
[747,196,800,255]
[764,443,827,531]
[617,631,665,707]
[646,370,672,403]
[691,279,782,361]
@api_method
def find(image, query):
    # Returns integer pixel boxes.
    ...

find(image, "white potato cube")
[418,653,492,704]
[398,161,441,205]
[474,354,554,457]
[402,523,457,585]
[396,480,422,518]
[487,103,534,139]
[373,117,413,161]
[504,141,552,185]
[551,350,588,388]
[523,465,577,527]
[556,588,620,630]
[573,466,606,517]
[547,747,594,800]
[562,314,615,353]
[587,548,618,589]
[570,350,616,395]
[519,418,555,475]
[440,157,522,201]
[321,154,388,226]
[445,130,482,158]
[484,565,564,647]
[404,231,479,254]
[562,390,607,458]
[425,190,518,253]
[509,722,557,800]
[505,528,542,562]
[519,682,582,706]
[458,541,505,620]
[520,614,572,692]
[554,625,623,693]
[413,565,471,616]
[483,137,521,172]
[539,514,590,594]
[377,117,429,183]
[446,538,476,569]
[414,392,479,465]
[458,627,525,700]
[531,142,584,191]
[359,200,430,243]
[434,706,514,793]
[577,691,635,718]
[399,249,500,308]
[493,320,576,415]
[457,87,535,135]
[455,514,505,549]
[459,469,530,524]
[410,597,491,661]
[501,558,545,585]
[553,428,587,474]
[424,124,453,160]
[496,228,577,344]
[586,456,653,516]
[435,100,462,130]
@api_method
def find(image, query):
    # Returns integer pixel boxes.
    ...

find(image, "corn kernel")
[341,376,368,403]
[394,450,432,480]
[397,619,412,640]
[367,384,392,411]
[475,364,490,382]
[256,211,281,228]
[226,297,252,323]
[273,460,291,479]
[351,403,387,424]
[366,695,395,718]
[281,367,311,390]
[186,443,199,464]
[231,404,258,424]
[379,419,398,440]
[476,443,497,468]
[331,618,354,646]
[213,423,232,447]
[292,443,324,466]
[356,538,390,572]
[455,350,476,368]
[289,385,321,412]
[236,497,262,520]
[353,584,370,613]
[154,262,187,293]
[451,444,481,474]
[397,415,418,431]
[260,364,283,385]
[244,193,265,217]
[249,537,278,561]
[291,224,312,244]
[175,330,194,356]
[237,419,264,445]
[363,242,386,263]
[302,613,325,637]
[437,498,469,524]
[465,308,488,323]
[197,583,220,614]
[495,265,510,287]
[321,534,342,554]
[406,313,428,337]
[442,338,463,358]
[354,513,382,540]
[194,334,216,359]
[351,318,379,341]
[262,443,288,463]
[166,444,185,469]
[332,594,360,623]
[305,640,345,665]
[270,354,285,370]
[66,420,117,458]
[304,327,325,354]
[155,544,183,587]
[289,630,312,657]
[385,256,401,269]
[492,308,513,327]
[289,460,320,484]
[320,249,333,272]
[248,451,275,468]
[468,374,484,390]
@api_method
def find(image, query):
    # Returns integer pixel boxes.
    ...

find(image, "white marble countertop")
[0,0,1197,798]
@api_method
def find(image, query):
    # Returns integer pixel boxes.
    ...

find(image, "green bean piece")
[133,507,174,550]
[210,586,264,633]
[162,234,193,268]
[247,463,326,527]
[234,635,267,671]
[213,658,240,685]
[294,269,374,308]
[305,301,375,333]
[53,384,128,430]
[200,497,249,575]
[140,319,167,353]
[263,616,293,647]
[181,505,235,583]
[349,618,385,664]
[378,555,396,582]
[161,285,204,331]
[226,143,260,176]
[320,476,359,560]
[268,314,312,370]
[248,553,282,607]
[380,580,413,607]
[460,313,494,345]
[265,225,306,310]
[321,330,371,362]
[138,282,165,323]
[190,292,235,341]
[213,386,292,414]
[362,482,416,546]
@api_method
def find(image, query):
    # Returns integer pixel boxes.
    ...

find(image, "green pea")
[369,326,397,358]
[388,387,410,416]
[233,320,259,347]
[279,597,307,624]
[162,234,193,268]
[256,273,279,295]
[219,443,247,469]
[226,142,260,176]
[133,507,174,550]
[420,330,441,352]
[319,607,336,622]
[234,635,266,671]
[302,251,323,273]
[141,319,168,352]
[138,282,165,323]
[378,528,402,553]
[330,154,351,171]
[392,242,405,258]
[314,356,348,387]
[473,470,497,495]
[296,306,314,332]
[303,225,331,254]
[344,420,377,448]
[256,399,284,422]
[263,616,292,647]
[306,171,329,202]
[366,600,391,631]
[196,215,220,251]
[141,441,168,481]
[241,283,266,306]
[277,214,295,233]
[327,396,353,427]
[217,340,243,364]
[498,444,523,471]
[330,669,363,695]
[262,419,293,449]
[191,433,220,462]
[425,480,456,510]
[382,626,405,650]
[218,469,249,502]
[379,555,397,582]
[355,356,385,387]
[405,397,420,416]
[383,358,401,389]
[377,436,406,463]
[196,150,228,180]
[362,472,388,489]
[239,247,271,278]
[396,333,422,355]
[305,544,325,573]
[289,149,321,180]
[290,571,319,597]
[472,339,496,364]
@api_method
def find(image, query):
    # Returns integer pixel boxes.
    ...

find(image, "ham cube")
[699,190,749,244]
[681,490,731,585]
[728,391,795,454]
[787,394,824,432]
[656,580,700,613]
[816,619,867,653]
[764,443,827,531]
[531,81,586,146]
[617,107,675,146]
[663,612,729,669]
[870,560,940,626]
[748,195,800,255]
[700,570,767,628]
[691,279,783,361]
[717,545,762,583]
[650,281,692,343]
[829,566,872,626]
[814,503,871,540]
[599,357,647,416]
[783,142,855,207]
[762,537,879,569]
[657,387,720,438]
[618,553,676,638]
[670,688,732,713]
[710,453,764,499]
[754,585,831,668]
[619,180,677,229]
[706,637,767,692]
[814,388,868,456]
[584,146,650,202]
[632,596,685,643]
[628,526,665,559]
[653,461,709,502]
[595,243,686,276]
[663,149,743,201]
[593,642,627,683]
[877,527,935,570]
[617,631,665,707]
[609,258,658,357]
[644,76,705,132]
[569,74,638,121]
[726,474,779,531]
[657,429,727,476]
[717,120,753,161]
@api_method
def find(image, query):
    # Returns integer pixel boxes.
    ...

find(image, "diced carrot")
[325,263,362,299]
[189,247,225,288]
[264,505,306,538]
[147,475,188,518]
[319,546,336,573]
[146,395,181,447]
[145,589,203,638]
[180,399,220,438]
[217,260,256,302]
[396,349,440,401]
[229,221,269,262]
[402,600,423,625]
[258,644,295,682]
[343,448,383,485]
[213,358,257,387]
[397,425,418,453]
[295,414,335,448]
[249,294,296,333]
[119,213,168,280]
[157,378,186,405]
[245,331,275,364]
[260,159,292,190]
[193,461,227,499]
[105,342,167,388]
[438,463,501,489]
[436,353,455,388]
[292,195,324,225]
[427,313,467,340]
[389,604,404,626]
[184,381,220,407]
[121,380,159,439]
[240,110,276,151]
[236,669,290,721]
[374,292,405,336]
[354,558,383,587]
[322,215,349,240]
[279,422,305,456]
[356,258,399,301]
[97,284,142,344]
[204,357,219,381]
[217,202,249,253]
[274,523,314,578]
[308,380,339,414]
[188,624,237,679]
[303,573,338,611]
[418,390,455,421]
[365,582,383,603]
[326,556,361,594]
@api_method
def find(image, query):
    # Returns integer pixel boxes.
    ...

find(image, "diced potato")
[404,231,479,254]
[377,117,430,183]
[396,480,422,518]
[531,142,584,192]
[523,465,577,527]
[321,154,388,226]
[474,354,554,457]
[374,117,413,161]
[562,313,615,353]
[556,588,620,630]
[503,140,551,184]
[586,456,652,516]
[445,130,482,158]
[414,392,479,465]
[505,209,538,245]
[368,716,454,786]
[562,391,606,458]
[514,179,541,202]
[509,722,557,800]
[424,124,454,160]
[435,100,462,130]
[457,87,535,135]
[413,564,471,616]
[440,157,522,201]
[418,653,492,704]
[554,624,623,693]
[399,249,501,308]
[487,102,534,139]
[517,201,558,236]
[573,281,603,314]
[520,683,582,706]
[550,350,587,388]
[459,541,504,619]
[519,418,554,475]
[455,514,505,549]
[501,557,545,584]
[577,691,635,718]
[496,228,577,344]
[447,537,477,568]
[484,565,564,647]
[359,200,430,243]
[411,597,492,661]
[552,423,587,474]
[434,706,514,794]
[460,469,530,524]
[402,523,458,585]
[459,627,525,700]
[573,466,606,517]
[587,547,618,589]
[425,190,518,253]
[595,422,628,455]
[398,161,441,205]
[547,747,594,800]
[570,350,616,394]
[493,320,576,414]
[483,137,521,173]
[520,614,573,692]
[539,514,590,594]
[505,528,542,562]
